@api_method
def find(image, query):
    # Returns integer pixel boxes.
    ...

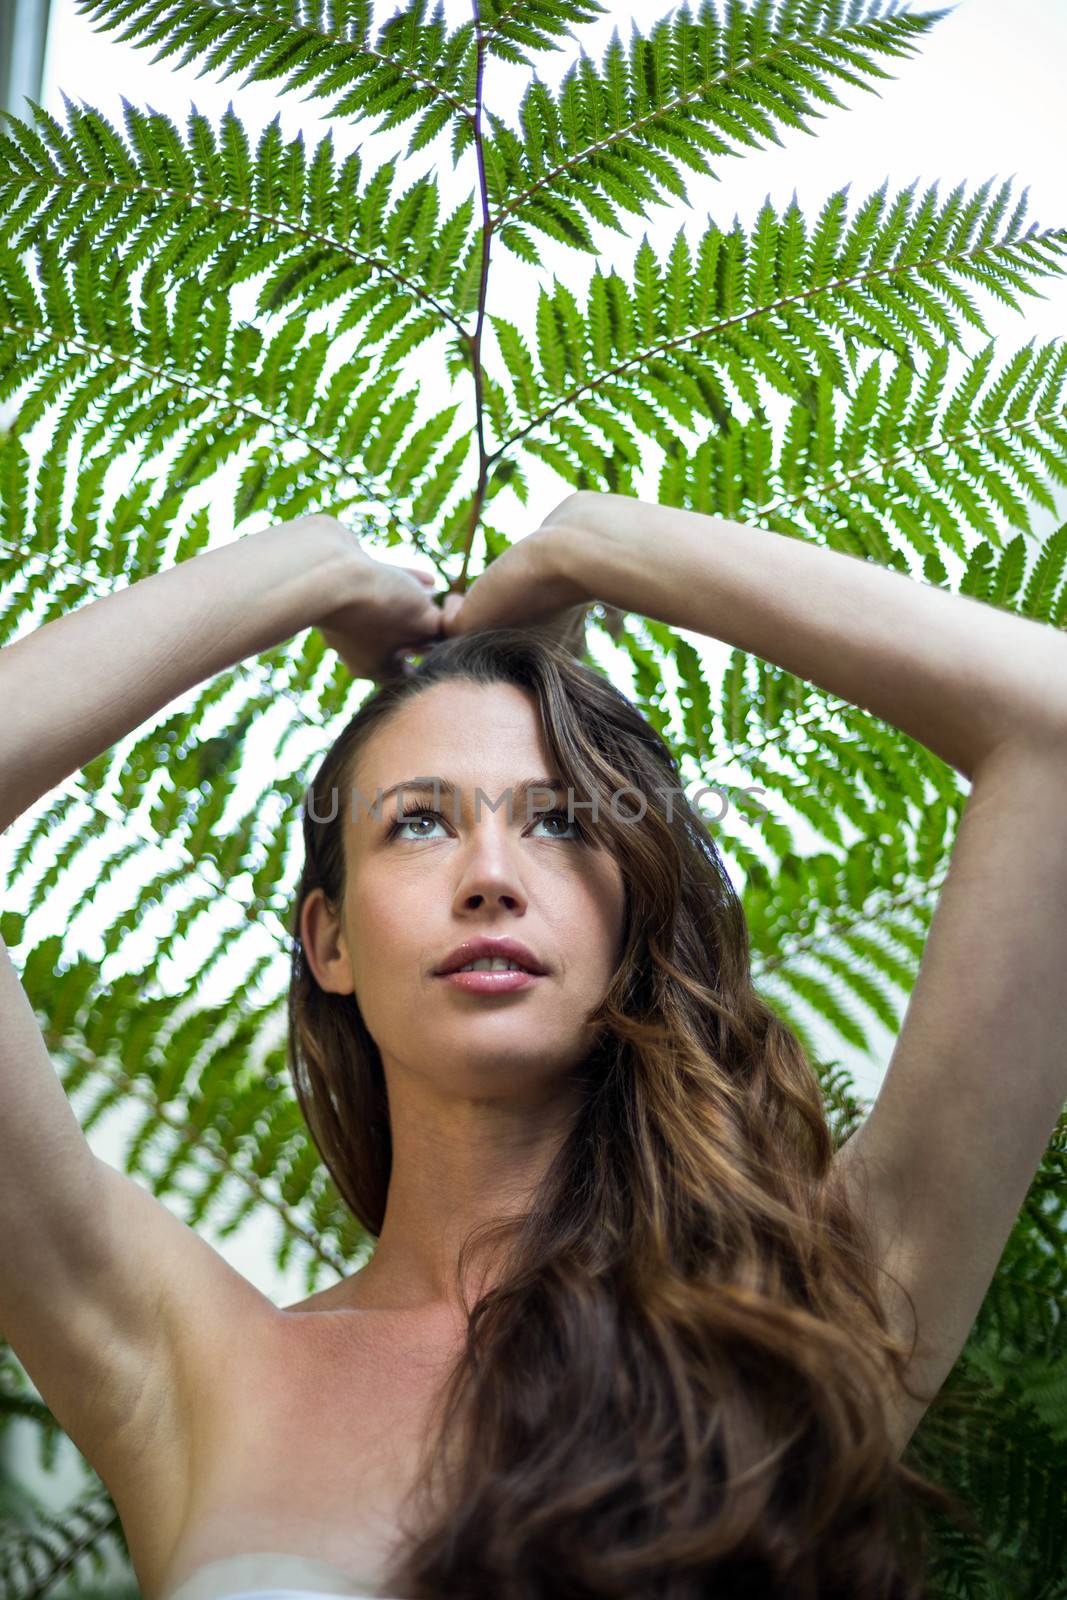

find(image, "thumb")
[440,592,466,634]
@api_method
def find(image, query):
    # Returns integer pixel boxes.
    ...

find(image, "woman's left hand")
[439,513,594,653]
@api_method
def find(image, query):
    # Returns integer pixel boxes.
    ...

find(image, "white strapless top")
[196,1593,377,1600]
[162,1551,401,1600]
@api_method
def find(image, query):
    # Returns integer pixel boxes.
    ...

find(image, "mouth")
[434,939,547,978]
[436,966,543,994]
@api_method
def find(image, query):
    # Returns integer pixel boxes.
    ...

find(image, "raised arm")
[543,491,1067,778]
[0,513,434,1520]
[2,515,361,832]
[447,488,1067,1454]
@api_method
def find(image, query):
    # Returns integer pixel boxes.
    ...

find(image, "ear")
[300,887,356,995]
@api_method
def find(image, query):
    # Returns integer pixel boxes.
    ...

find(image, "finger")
[398,565,437,588]
[403,597,446,642]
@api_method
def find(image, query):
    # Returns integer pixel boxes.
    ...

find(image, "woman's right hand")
[308,521,444,683]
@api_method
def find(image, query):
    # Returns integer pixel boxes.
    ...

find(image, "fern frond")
[2,0,1065,1576]
[749,836,945,1005]
[7,923,362,1274]
[0,244,471,547]
[489,184,1067,481]
[479,0,606,66]
[662,341,1067,567]
[0,101,476,340]
[74,0,478,154]
[488,0,953,252]
[918,1296,1067,1590]
[0,1478,129,1599]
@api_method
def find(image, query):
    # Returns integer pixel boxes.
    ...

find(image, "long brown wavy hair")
[287,625,980,1599]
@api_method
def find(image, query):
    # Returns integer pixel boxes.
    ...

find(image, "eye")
[386,804,447,841]
[534,808,579,840]
[385,804,580,843]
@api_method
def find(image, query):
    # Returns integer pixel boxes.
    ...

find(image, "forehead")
[353,680,550,792]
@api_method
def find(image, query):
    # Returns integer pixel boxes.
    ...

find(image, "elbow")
[968,628,1067,779]
[968,700,1067,787]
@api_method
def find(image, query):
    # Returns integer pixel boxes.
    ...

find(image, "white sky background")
[6,0,1067,1352]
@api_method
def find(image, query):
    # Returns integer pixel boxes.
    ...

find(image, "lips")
[434,937,546,977]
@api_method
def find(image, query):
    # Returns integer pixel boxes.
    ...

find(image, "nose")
[451,818,529,915]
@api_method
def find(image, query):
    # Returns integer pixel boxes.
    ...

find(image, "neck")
[349,1068,582,1314]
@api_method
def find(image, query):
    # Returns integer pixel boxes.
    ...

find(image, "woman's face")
[309,680,627,1103]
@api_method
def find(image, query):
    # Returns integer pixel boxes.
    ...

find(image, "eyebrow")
[377,777,566,807]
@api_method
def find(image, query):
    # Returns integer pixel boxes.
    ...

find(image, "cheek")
[556,895,625,994]
[347,878,413,977]
[583,860,626,948]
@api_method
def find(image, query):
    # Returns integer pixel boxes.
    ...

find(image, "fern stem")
[993,1272,1067,1305]
[754,868,947,980]
[456,0,494,595]
[65,766,293,948]
[763,406,1067,522]
[17,1489,122,1600]
[0,584,338,955]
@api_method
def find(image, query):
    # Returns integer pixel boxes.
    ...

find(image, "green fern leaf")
[75,0,477,147]
[490,1,953,253]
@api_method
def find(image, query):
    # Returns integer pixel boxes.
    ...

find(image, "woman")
[1,490,1065,1600]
